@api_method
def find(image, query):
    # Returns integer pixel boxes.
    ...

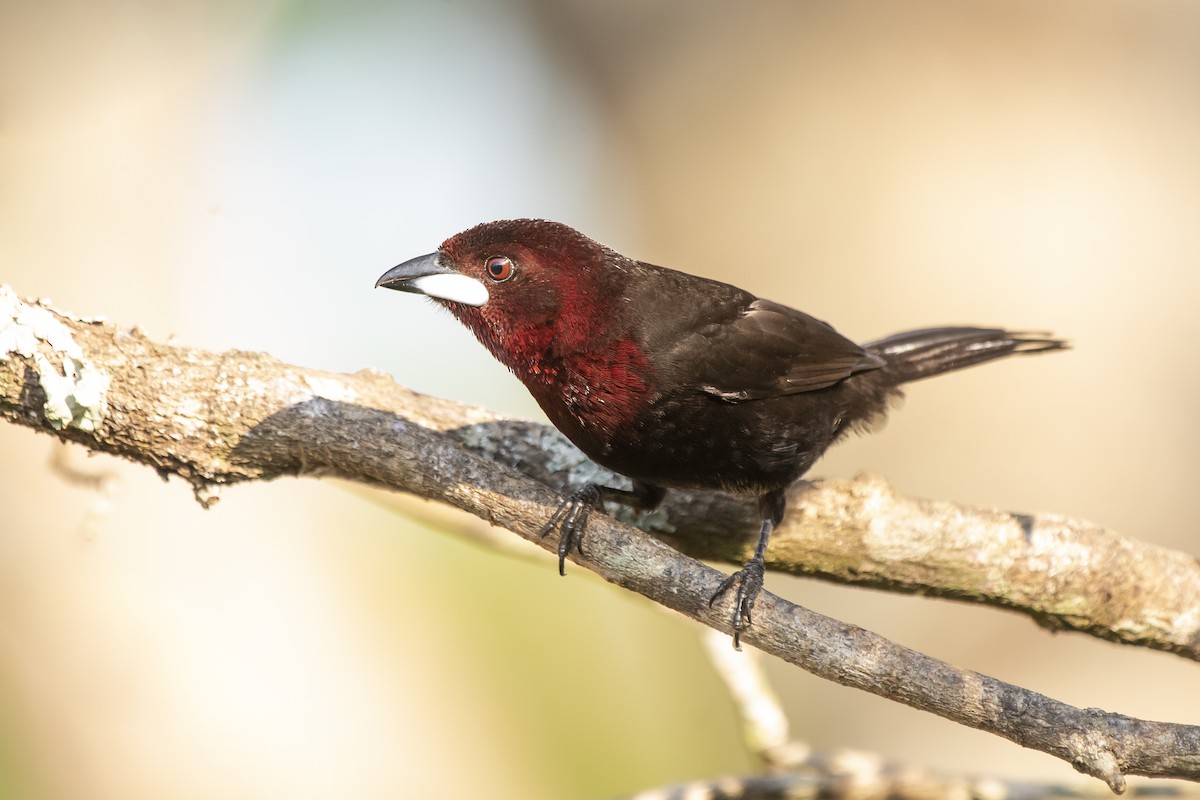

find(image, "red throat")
[538,338,655,441]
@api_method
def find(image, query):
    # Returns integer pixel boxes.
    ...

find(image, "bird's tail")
[864,327,1067,385]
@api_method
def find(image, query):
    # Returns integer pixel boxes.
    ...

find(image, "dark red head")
[376,219,632,377]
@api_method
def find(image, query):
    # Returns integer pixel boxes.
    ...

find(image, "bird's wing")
[666,298,885,401]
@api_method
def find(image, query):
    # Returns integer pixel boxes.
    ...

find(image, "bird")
[376,219,1066,647]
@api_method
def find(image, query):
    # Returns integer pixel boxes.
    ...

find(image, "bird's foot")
[709,556,766,650]
[539,484,605,575]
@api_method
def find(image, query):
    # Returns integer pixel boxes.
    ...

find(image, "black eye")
[485,255,514,282]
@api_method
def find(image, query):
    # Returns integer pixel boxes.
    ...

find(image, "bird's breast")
[524,341,656,457]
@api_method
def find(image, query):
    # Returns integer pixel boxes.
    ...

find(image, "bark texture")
[3,285,1199,791]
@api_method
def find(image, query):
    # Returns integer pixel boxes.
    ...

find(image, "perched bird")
[376,219,1065,646]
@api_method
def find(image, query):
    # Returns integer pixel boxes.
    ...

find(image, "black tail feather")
[865,327,1068,385]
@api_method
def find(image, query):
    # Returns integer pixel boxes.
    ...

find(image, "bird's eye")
[485,255,514,282]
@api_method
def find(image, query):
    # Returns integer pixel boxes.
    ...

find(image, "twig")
[693,630,1200,800]
[700,629,799,769]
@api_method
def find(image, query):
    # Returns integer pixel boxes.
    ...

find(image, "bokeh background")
[2,1,1199,798]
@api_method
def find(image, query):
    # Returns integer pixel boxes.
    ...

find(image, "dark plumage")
[376,219,1066,646]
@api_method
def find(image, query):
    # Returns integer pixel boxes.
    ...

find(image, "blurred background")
[2,1,1199,797]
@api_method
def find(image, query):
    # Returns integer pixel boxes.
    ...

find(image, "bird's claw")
[709,556,766,650]
[539,484,605,575]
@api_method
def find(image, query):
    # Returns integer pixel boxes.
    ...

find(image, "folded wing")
[668,298,885,401]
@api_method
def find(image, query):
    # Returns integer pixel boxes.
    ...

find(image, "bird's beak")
[375,252,489,307]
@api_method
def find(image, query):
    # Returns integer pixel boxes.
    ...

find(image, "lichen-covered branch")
[3,285,1200,790]
[7,285,1193,661]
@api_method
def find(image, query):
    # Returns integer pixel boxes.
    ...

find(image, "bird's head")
[376,219,627,371]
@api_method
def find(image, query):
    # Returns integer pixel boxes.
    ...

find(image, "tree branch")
[3,285,1199,791]
[685,632,1200,800]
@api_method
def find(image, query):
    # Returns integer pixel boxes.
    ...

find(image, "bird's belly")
[559,392,845,496]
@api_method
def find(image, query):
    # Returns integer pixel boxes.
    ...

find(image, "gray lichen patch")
[1,285,110,431]
[455,420,676,533]
[34,354,110,431]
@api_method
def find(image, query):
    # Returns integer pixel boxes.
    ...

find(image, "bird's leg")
[710,489,787,649]
[539,481,665,575]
